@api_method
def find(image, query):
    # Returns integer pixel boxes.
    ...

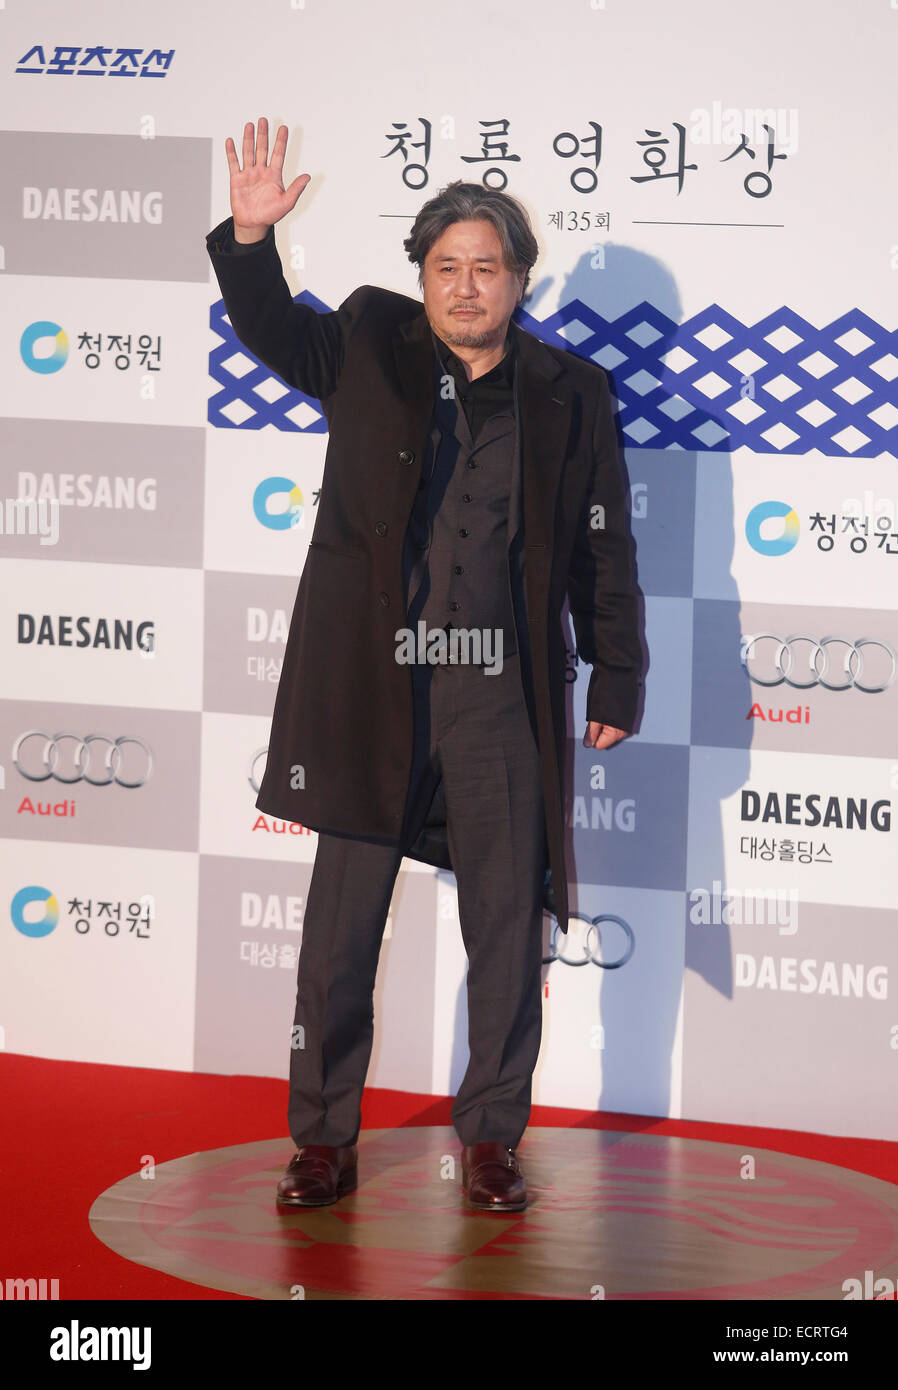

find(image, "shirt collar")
[431,324,517,385]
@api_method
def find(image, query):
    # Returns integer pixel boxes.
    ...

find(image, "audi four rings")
[12,732,153,787]
[740,635,896,692]
[249,747,269,794]
[543,913,635,969]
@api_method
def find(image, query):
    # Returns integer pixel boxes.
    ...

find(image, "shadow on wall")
[519,242,752,1125]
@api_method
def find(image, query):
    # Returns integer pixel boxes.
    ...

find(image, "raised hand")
[225,117,310,242]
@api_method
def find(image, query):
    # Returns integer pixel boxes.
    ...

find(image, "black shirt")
[431,330,516,442]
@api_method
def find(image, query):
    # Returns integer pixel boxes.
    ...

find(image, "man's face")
[421,218,525,350]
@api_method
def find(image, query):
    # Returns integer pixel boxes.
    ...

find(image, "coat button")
[375,521,388,536]
[398,450,414,465]
[449,601,460,612]
[458,528,469,538]
[462,493,472,503]
[379,592,390,606]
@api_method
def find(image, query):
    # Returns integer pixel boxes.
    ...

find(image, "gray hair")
[403,180,538,298]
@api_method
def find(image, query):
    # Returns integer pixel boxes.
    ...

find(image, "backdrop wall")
[2,0,896,1140]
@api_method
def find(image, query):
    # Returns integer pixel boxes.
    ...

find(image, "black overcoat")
[206,217,643,932]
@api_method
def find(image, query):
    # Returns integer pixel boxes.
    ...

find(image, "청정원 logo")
[11,885,59,938]
[745,500,800,556]
[253,478,303,531]
[20,321,69,374]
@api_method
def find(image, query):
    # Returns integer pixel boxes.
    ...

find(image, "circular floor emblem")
[88,1127,898,1300]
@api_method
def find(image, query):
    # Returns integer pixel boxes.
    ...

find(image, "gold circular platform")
[88,1126,898,1300]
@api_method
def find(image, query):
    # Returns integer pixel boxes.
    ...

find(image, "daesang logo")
[20,321,69,374]
[745,500,800,556]
[17,614,155,652]
[241,892,304,931]
[736,953,888,999]
[18,472,157,511]
[741,789,891,831]
[10,885,59,938]
[23,187,163,223]
[568,763,636,832]
[247,607,289,643]
[253,478,304,531]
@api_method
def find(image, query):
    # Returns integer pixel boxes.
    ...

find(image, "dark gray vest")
[404,344,521,660]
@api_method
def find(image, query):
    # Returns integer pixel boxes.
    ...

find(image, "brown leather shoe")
[276,1144,358,1207]
[461,1142,527,1211]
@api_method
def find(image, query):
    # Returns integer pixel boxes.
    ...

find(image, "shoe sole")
[276,1172,358,1207]
[462,1187,527,1212]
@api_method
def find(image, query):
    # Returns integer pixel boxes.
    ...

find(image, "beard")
[443,315,502,349]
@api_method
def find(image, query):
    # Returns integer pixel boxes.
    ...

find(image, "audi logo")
[741,635,896,693]
[12,732,153,788]
[543,912,635,969]
[249,747,268,794]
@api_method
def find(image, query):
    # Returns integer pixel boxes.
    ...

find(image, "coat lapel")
[509,317,571,563]
[392,310,437,449]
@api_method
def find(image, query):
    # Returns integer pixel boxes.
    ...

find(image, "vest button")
[378,592,390,606]
[375,521,388,536]
[449,601,460,612]
[398,450,414,465]
[458,528,469,538]
[454,565,463,575]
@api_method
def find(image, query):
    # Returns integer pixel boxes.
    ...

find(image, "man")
[206,118,643,1212]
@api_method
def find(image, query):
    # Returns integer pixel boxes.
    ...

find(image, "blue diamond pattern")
[209,292,898,457]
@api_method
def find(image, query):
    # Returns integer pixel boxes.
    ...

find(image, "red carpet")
[2,1051,896,1299]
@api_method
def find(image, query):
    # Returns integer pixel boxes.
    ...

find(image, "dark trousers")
[287,647,546,1150]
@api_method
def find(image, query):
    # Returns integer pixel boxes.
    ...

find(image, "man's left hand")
[583,721,628,749]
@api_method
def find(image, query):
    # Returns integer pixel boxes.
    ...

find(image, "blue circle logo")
[20,321,69,374]
[745,500,800,556]
[11,885,60,937]
[253,477,304,531]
